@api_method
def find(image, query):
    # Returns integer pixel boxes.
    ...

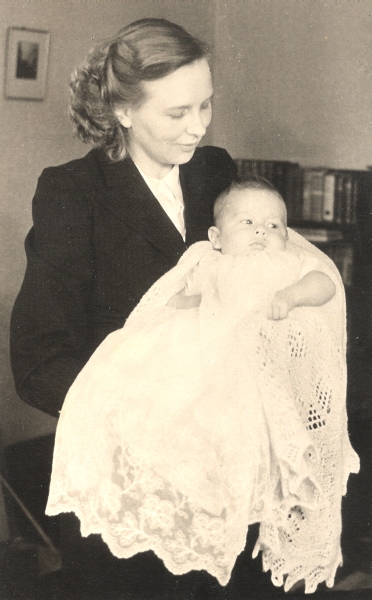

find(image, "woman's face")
[115,58,213,179]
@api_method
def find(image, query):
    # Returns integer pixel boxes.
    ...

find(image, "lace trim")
[48,444,251,586]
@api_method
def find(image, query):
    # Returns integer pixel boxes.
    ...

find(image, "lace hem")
[47,493,247,586]
[253,540,342,593]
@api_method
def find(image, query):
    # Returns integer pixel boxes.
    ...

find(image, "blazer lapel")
[181,155,214,247]
[98,154,186,263]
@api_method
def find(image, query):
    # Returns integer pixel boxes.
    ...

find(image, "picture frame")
[5,27,50,100]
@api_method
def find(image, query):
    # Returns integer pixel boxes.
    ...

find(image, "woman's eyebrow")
[167,94,214,111]
[167,104,191,111]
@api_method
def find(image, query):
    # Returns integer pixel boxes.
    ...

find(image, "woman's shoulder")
[193,145,232,159]
[31,149,110,223]
[39,148,105,190]
[185,145,237,176]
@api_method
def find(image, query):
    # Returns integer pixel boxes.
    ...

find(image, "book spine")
[332,244,354,287]
[272,162,284,195]
[235,159,244,179]
[255,160,265,178]
[294,167,304,222]
[323,172,336,221]
[341,245,354,287]
[350,177,359,226]
[235,159,256,179]
[284,163,301,223]
[334,173,345,225]
[309,170,326,222]
[280,162,295,222]
[263,161,274,183]
[301,169,313,220]
[343,174,353,225]
[301,168,326,221]
[244,159,257,179]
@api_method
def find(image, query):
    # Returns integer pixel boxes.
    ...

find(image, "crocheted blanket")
[46,229,359,593]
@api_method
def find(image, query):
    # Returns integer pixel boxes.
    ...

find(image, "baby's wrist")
[290,287,299,308]
[282,286,297,310]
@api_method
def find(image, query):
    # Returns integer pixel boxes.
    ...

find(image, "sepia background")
[0,0,371,560]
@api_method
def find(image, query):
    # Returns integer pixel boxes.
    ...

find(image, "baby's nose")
[255,226,266,235]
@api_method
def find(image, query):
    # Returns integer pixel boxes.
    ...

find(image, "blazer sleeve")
[10,167,95,418]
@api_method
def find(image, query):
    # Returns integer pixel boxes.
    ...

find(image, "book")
[350,176,359,226]
[233,160,372,293]
[333,172,344,225]
[301,168,313,221]
[301,168,327,222]
[343,173,353,225]
[323,172,336,221]
[292,227,344,243]
[326,244,354,287]
[282,162,302,222]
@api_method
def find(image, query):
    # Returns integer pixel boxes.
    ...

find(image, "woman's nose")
[185,111,208,137]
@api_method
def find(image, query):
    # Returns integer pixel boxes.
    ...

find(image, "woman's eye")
[268,223,277,228]
[243,219,252,224]
[168,110,187,120]
[201,100,212,111]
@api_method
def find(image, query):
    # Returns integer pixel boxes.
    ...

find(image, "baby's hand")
[268,288,296,320]
[167,293,201,309]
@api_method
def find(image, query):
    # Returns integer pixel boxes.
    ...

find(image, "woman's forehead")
[142,59,213,104]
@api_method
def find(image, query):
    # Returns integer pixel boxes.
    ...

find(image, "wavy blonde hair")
[69,18,209,162]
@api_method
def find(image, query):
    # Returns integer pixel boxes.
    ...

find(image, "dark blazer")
[10,145,237,418]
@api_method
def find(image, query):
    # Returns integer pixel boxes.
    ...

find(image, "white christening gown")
[46,231,359,592]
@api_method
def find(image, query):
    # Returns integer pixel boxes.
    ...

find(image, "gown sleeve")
[10,167,95,418]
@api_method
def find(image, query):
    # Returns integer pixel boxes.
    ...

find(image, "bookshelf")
[234,159,372,359]
[234,159,371,288]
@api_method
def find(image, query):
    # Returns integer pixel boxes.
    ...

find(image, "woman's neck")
[129,150,173,180]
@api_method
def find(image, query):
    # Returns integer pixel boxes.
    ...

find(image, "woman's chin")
[174,144,199,162]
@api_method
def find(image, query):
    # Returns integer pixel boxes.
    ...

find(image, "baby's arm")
[269,270,336,320]
[166,265,203,309]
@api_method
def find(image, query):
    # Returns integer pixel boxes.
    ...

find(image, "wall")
[0,0,214,448]
[1,0,371,449]
[212,0,372,169]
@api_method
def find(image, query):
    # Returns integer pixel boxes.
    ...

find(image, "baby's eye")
[267,223,277,228]
[242,219,252,224]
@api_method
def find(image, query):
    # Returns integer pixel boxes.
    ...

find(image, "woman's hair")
[69,18,209,162]
[213,176,286,224]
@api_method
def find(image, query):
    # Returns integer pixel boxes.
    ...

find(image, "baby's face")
[209,189,288,256]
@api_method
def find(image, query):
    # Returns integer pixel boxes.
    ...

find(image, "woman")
[10,17,239,599]
[10,19,236,418]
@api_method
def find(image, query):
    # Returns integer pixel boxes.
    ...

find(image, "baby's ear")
[208,226,222,250]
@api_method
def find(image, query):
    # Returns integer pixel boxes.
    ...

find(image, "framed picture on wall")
[5,27,50,100]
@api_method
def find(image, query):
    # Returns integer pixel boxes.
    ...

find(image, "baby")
[169,177,336,319]
[46,178,358,593]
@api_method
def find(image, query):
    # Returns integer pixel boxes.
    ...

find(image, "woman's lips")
[178,142,199,151]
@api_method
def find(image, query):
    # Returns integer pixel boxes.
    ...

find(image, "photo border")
[5,27,50,101]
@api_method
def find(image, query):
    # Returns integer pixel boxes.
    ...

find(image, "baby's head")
[208,177,288,256]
